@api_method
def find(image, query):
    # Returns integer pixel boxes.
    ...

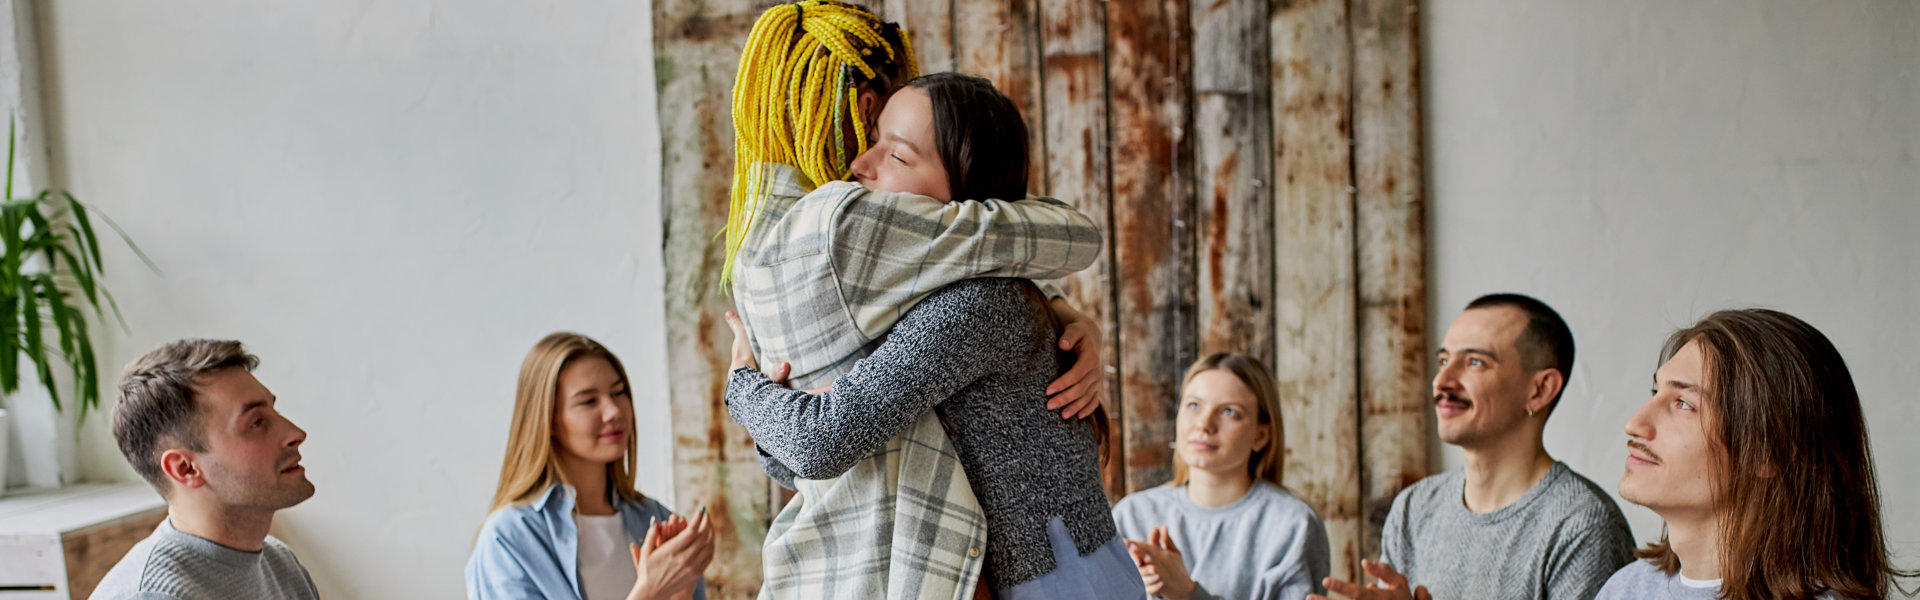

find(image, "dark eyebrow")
[1437,347,1497,362]
[885,131,921,155]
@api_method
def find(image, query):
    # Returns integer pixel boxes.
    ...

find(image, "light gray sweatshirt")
[1113,482,1330,600]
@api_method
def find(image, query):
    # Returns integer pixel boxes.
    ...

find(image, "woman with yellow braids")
[718,2,1118,599]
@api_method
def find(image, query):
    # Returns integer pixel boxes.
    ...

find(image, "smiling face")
[849,86,952,201]
[1620,339,1718,519]
[1175,369,1271,479]
[171,368,313,511]
[551,356,633,470]
[1432,306,1543,448]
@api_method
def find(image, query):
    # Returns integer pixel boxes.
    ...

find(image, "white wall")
[1426,0,1918,562]
[47,2,673,598]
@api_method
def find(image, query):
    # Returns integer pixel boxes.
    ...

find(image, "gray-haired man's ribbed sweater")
[726,278,1117,590]
[1379,461,1635,600]
[89,519,319,600]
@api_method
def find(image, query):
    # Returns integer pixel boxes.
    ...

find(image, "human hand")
[725,311,790,381]
[1125,526,1196,600]
[1045,298,1106,419]
[628,511,716,600]
[1308,560,1431,600]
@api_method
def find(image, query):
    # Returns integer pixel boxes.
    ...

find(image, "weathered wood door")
[654,0,1428,595]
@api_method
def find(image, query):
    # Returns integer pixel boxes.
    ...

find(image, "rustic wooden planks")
[654,0,1429,587]
[1352,0,1430,563]
[1109,0,1197,495]
[652,1,767,597]
[1271,0,1363,582]
[952,0,1046,194]
[1037,0,1123,497]
[1193,0,1275,365]
[882,0,955,72]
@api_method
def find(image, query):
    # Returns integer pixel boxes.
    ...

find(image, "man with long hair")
[1598,309,1915,600]
[1316,294,1634,600]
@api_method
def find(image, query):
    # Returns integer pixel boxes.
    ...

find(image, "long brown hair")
[1168,353,1284,489]
[489,332,645,512]
[1637,309,1914,599]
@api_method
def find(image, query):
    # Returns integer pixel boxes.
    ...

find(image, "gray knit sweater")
[725,278,1117,590]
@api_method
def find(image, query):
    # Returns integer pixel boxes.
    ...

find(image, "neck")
[1185,467,1255,509]
[1459,429,1554,513]
[167,498,274,552]
[560,454,615,516]
[1663,511,1723,581]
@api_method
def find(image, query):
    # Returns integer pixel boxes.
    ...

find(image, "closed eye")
[890,153,907,164]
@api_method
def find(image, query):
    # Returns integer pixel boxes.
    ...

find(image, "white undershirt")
[1677,574,1722,590]
[576,513,638,600]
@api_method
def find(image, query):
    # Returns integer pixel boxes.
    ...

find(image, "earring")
[1527,408,1536,417]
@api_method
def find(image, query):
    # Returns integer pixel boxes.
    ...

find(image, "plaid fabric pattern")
[732,164,1102,599]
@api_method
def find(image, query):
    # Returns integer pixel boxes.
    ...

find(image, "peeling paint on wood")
[884,0,956,72]
[954,0,1046,193]
[1109,0,1196,494]
[1352,0,1429,565]
[1194,0,1275,365]
[1271,0,1362,583]
[654,0,766,597]
[1038,0,1120,498]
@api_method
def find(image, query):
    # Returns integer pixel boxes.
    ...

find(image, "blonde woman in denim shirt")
[467,333,712,600]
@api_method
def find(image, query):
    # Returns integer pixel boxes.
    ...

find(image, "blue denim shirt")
[465,483,708,600]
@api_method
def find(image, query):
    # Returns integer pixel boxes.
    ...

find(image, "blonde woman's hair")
[1168,352,1285,489]
[488,332,644,512]
[723,0,917,286]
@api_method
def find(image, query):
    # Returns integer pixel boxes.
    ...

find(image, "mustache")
[1626,440,1661,464]
[1433,392,1471,404]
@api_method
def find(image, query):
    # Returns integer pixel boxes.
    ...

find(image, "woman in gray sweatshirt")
[1113,353,1331,600]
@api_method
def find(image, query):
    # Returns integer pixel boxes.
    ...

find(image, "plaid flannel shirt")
[730,163,1103,599]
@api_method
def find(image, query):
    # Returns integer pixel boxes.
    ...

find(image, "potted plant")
[0,118,144,493]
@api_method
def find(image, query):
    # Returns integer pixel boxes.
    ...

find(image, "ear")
[1252,421,1272,453]
[1527,369,1564,416]
[160,447,206,491]
[857,89,882,129]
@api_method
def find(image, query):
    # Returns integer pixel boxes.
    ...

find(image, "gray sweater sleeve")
[1544,519,1638,600]
[724,284,1030,480]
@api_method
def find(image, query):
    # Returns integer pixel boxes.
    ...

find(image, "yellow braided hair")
[723,0,919,286]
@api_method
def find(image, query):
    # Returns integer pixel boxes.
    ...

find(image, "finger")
[769,362,792,385]
[1415,586,1432,600]
[1045,352,1099,398]
[639,520,662,558]
[1325,578,1367,598]
[1074,378,1107,418]
[1057,325,1086,351]
[1362,560,1406,589]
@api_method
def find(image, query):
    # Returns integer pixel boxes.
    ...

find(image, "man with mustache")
[92,339,320,600]
[1315,294,1633,600]
[1598,309,1910,600]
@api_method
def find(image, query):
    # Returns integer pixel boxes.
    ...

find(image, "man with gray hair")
[91,339,321,600]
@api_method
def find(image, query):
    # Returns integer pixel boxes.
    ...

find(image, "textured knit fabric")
[1113,482,1331,600]
[1594,559,1846,600]
[729,162,1101,600]
[1378,462,1635,600]
[466,483,707,600]
[727,279,1121,592]
[88,519,319,600]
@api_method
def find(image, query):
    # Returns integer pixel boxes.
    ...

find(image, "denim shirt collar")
[530,483,655,597]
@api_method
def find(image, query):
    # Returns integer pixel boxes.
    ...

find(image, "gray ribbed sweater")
[726,278,1116,590]
[1379,461,1635,600]
[89,519,319,600]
